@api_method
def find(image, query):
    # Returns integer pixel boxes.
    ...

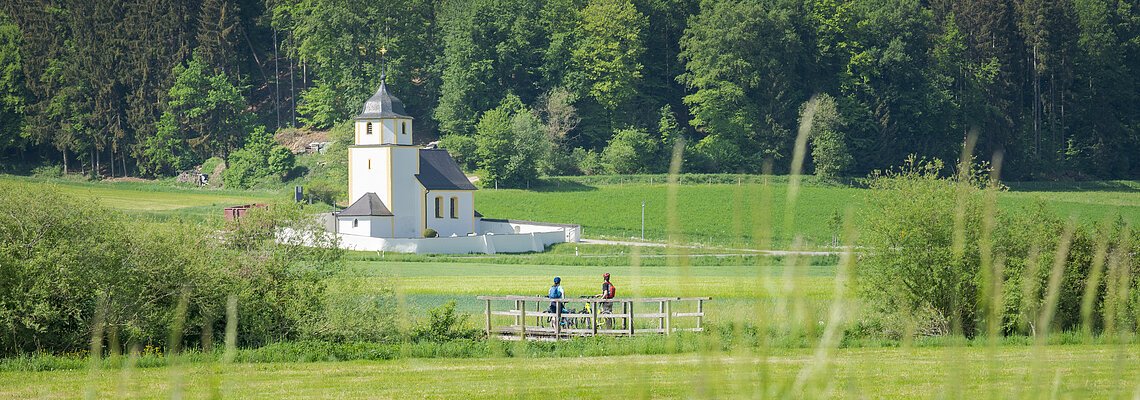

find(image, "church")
[325,78,578,253]
[335,77,479,238]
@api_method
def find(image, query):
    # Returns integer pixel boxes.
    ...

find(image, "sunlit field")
[2,174,1139,399]
[2,345,1137,399]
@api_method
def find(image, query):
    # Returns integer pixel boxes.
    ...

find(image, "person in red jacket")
[597,273,616,328]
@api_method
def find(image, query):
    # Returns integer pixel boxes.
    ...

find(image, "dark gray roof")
[338,192,394,216]
[417,149,477,191]
[355,77,412,119]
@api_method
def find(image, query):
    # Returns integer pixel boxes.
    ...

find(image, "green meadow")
[476,180,1140,247]
[3,174,1140,398]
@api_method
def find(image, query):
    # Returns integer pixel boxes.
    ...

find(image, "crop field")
[2,344,1137,399]
[475,180,1140,247]
[4,175,1136,245]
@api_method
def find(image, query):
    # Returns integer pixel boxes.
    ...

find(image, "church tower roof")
[355,76,412,120]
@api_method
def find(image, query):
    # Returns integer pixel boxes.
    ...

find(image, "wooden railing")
[475,295,710,340]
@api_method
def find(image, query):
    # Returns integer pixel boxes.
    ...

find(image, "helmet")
[553,276,561,284]
[603,273,610,280]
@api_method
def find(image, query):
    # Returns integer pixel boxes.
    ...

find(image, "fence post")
[658,301,665,332]
[513,300,520,327]
[485,299,491,337]
[628,301,635,336]
[519,300,527,339]
[592,299,599,336]
[697,299,704,331]
[665,300,672,335]
[555,299,562,338]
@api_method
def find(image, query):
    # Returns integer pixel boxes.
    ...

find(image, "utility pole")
[641,201,646,240]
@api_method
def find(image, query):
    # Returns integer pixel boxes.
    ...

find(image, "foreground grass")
[2,344,1135,399]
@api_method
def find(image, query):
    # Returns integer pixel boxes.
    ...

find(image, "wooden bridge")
[476,295,710,340]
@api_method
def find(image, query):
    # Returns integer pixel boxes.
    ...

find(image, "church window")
[367,159,371,169]
[401,121,407,134]
[450,197,458,218]
[352,219,359,228]
[366,122,373,135]
[434,196,443,218]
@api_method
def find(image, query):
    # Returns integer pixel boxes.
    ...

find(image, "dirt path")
[577,238,842,256]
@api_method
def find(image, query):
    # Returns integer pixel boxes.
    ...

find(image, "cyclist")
[597,273,616,328]
[547,276,566,314]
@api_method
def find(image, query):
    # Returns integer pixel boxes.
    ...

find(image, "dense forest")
[1,0,1138,183]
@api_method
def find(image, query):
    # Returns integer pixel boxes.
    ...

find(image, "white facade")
[337,215,394,237]
[425,190,476,236]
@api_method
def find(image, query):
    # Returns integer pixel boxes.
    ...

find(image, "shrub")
[0,183,344,357]
[858,156,1140,338]
[223,127,296,189]
[802,94,852,178]
[409,301,482,343]
[601,127,660,174]
[858,157,993,338]
[572,147,603,175]
[30,164,62,178]
[423,228,438,238]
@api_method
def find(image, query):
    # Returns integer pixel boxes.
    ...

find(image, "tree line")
[1,0,1138,182]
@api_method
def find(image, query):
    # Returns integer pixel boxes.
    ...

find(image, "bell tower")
[347,70,422,237]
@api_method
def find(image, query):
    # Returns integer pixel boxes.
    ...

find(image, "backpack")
[605,283,616,299]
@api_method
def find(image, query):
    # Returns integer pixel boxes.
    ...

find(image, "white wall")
[347,147,392,206]
[355,119,412,145]
[425,190,475,237]
[479,220,581,243]
[333,231,566,254]
[390,147,421,237]
[337,216,393,237]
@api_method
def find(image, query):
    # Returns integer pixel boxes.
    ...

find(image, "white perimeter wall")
[337,231,566,254]
[479,220,580,243]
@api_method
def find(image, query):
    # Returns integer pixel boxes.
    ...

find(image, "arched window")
[434,196,442,218]
[366,122,373,135]
[367,159,372,170]
[450,197,458,218]
[401,121,407,134]
[352,219,359,228]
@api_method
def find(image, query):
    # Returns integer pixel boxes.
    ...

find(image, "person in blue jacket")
[547,276,566,314]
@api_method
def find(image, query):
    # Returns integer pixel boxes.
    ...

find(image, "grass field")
[4,174,1136,246]
[0,175,285,220]
[475,180,1140,247]
[2,344,1136,399]
[3,174,1140,398]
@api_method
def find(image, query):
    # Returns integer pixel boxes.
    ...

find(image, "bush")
[601,127,660,174]
[802,94,852,178]
[0,183,344,356]
[30,164,62,179]
[409,301,482,343]
[572,147,603,175]
[858,156,1140,339]
[223,127,296,189]
[423,228,438,238]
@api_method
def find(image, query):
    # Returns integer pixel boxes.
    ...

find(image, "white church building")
[329,77,579,254]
